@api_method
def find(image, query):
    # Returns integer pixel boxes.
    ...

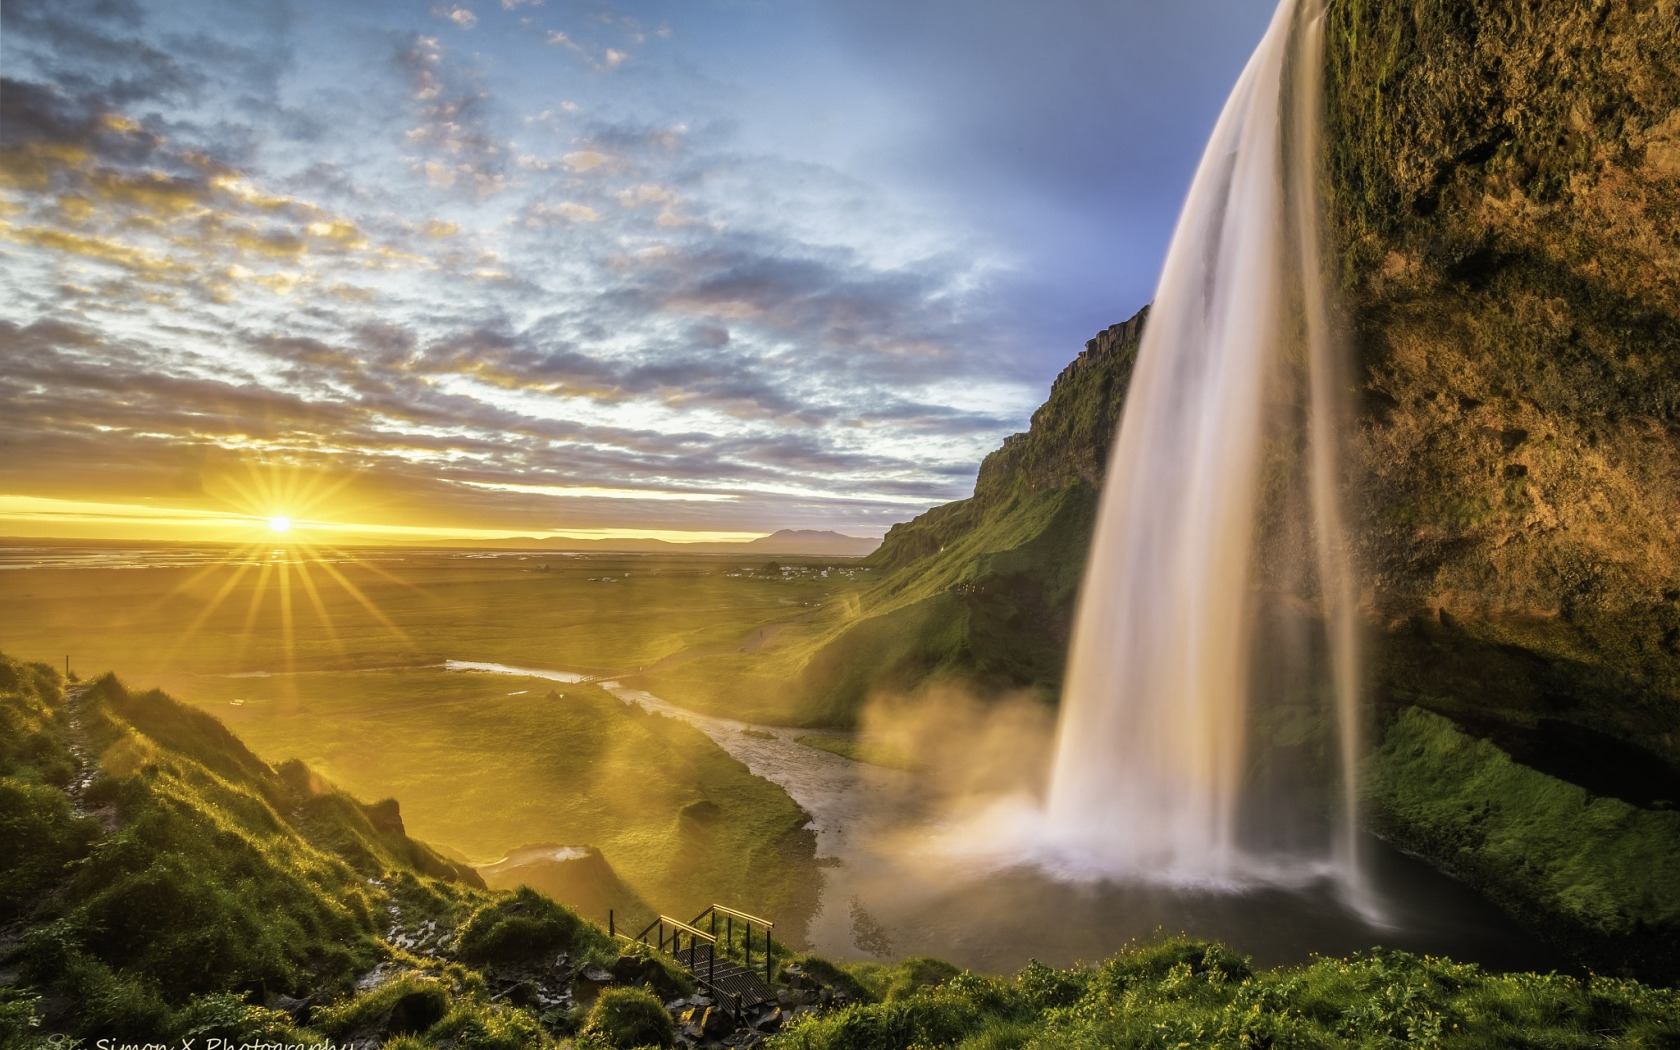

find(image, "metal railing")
[608,903,776,1016]
[688,904,775,987]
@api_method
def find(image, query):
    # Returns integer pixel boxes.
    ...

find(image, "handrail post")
[709,942,715,986]
[609,909,614,938]
[765,932,772,985]
[745,921,751,970]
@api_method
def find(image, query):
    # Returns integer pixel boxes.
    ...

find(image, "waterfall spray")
[1042,0,1364,894]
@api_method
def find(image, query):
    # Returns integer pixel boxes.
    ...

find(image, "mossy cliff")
[1324,0,1680,761]
[1319,0,1680,975]
[766,0,1680,979]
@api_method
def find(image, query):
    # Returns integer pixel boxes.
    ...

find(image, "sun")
[268,515,292,533]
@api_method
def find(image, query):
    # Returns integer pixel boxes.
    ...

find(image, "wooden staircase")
[614,904,778,1015]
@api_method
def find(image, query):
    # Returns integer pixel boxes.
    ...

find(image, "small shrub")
[455,887,598,965]
[313,974,452,1040]
[583,986,674,1049]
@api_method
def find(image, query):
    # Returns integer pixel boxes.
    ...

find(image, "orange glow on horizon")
[0,493,769,546]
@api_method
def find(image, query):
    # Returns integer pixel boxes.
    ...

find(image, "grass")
[1366,707,1680,982]
[5,643,1679,1048]
[0,650,498,1042]
[581,986,675,1049]
[0,549,839,932]
[771,938,1680,1050]
[639,482,1102,727]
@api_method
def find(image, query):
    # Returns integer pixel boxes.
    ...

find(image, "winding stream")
[445,660,1563,974]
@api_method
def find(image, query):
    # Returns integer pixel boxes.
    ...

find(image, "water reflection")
[455,661,1562,974]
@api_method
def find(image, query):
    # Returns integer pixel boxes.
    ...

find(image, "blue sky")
[0,0,1274,542]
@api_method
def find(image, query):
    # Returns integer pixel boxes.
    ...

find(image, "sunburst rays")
[150,460,418,673]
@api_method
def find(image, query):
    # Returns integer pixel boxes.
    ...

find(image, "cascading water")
[1041,0,1365,893]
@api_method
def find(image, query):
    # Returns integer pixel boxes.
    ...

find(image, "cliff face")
[1324,0,1680,760]
[827,0,1680,975]
[868,3,1680,766]
[870,312,1143,574]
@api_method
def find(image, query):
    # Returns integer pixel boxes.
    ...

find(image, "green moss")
[455,887,605,965]
[582,986,675,1049]
[1366,707,1680,980]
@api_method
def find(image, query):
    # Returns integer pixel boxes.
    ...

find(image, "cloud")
[561,150,609,172]
[0,0,1067,541]
[397,35,505,195]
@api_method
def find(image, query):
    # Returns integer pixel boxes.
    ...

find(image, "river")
[446,660,1562,974]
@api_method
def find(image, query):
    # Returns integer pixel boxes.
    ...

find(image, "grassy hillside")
[7,646,1680,1047]
[0,648,598,1043]
[0,552,829,933]
[177,669,816,933]
[639,314,1143,728]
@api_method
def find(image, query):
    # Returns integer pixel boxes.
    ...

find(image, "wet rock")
[700,1006,736,1038]
[498,981,540,1009]
[269,993,313,1025]
[748,1004,783,1033]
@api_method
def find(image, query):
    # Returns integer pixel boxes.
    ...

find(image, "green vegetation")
[455,888,605,966]
[174,667,815,930]
[773,939,1680,1050]
[0,648,506,1043]
[0,552,826,930]
[581,986,676,1048]
[794,736,918,772]
[1367,708,1680,981]
[6,643,1680,1049]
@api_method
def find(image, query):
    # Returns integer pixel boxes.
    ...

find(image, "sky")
[0,0,1275,545]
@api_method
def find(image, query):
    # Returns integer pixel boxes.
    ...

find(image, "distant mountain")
[434,528,880,557]
[741,529,880,556]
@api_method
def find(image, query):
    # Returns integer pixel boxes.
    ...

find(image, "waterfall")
[1041,0,1364,892]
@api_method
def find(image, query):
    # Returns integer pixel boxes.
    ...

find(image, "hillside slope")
[0,650,621,1043]
[634,314,1143,726]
